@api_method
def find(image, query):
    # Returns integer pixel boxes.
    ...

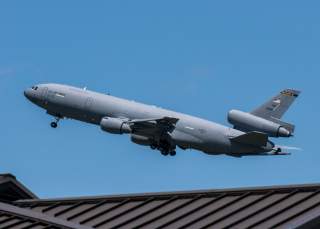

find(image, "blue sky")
[1,1,319,198]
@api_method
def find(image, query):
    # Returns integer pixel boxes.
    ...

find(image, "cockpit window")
[31,86,38,90]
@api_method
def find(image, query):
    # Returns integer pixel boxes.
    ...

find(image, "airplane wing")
[127,116,179,137]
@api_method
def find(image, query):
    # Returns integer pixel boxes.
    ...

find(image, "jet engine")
[130,134,152,146]
[228,110,292,137]
[100,117,131,134]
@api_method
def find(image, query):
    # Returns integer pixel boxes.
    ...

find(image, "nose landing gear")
[50,122,58,128]
[50,117,61,128]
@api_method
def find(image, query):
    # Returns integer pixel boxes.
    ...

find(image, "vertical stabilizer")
[251,89,300,120]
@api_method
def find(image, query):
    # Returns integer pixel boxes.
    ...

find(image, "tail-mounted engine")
[228,110,293,137]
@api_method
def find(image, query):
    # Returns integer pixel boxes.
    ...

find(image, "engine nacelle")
[228,110,292,137]
[100,117,131,134]
[130,134,152,146]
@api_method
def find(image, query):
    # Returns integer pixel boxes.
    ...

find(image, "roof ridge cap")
[0,173,16,180]
[15,183,320,204]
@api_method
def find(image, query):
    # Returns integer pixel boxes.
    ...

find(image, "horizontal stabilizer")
[231,131,268,147]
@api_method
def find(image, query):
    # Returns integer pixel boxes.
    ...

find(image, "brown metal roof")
[8,183,320,229]
[0,202,91,229]
[0,174,37,202]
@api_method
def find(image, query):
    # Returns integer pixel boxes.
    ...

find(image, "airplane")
[24,83,300,157]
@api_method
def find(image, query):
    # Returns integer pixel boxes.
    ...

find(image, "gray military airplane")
[24,84,300,157]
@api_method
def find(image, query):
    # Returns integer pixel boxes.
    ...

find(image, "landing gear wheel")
[50,116,61,128]
[150,144,157,150]
[50,122,58,128]
[161,150,169,156]
[275,148,282,155]
[169,151,176,156]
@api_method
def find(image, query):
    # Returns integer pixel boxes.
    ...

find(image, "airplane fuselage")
[24,83,275,156]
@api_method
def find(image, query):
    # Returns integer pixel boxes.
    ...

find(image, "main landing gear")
[50,117,61,128]
[160,150,176,156]
[150,142,176,157]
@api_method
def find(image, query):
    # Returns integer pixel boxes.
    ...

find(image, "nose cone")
[24,88,32,100]
[24,87,39,104]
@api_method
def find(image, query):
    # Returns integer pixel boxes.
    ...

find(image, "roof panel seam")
[94,197,156,228]
[79,198,131,225]
[54,201,87,217]
[157,193,227,229]
[252,190,320,228]
[42,202,63,213]
[226,189,300,228]
[273,200,320,228]
[110,195,180,229]
[67,200,109,221]
[0,218,31,229]
[132,196,198,229]
[205,191,276,229]
[176,192,251,229]
[139,195,204,229]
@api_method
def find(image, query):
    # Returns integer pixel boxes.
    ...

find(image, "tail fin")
[251,89,301,120]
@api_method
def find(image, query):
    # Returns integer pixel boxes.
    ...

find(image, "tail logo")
[281,90,299,97]
[271,99,281,111]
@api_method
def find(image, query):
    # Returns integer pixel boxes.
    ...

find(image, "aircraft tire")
[50,122,58,128]
[161,150,169,156]
[170,151,176,156]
